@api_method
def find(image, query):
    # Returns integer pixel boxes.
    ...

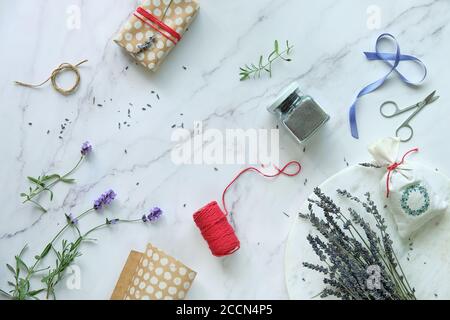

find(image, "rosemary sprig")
[239,40,293,81]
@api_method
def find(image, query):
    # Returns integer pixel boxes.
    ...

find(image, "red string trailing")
[386,148,419,198]
[133,6,181,45]
[193,161,302,257]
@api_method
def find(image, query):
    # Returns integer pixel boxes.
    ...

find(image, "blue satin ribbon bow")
[349,33,427,139]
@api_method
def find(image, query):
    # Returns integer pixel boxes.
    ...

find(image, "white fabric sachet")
[368,137,449,238]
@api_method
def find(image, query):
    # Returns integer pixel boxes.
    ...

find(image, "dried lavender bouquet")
[299,188,416,300]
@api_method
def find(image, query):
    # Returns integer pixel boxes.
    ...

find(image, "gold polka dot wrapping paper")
[111,243,197,300]
[113,0,199,72]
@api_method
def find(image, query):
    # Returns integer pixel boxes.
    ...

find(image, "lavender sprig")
[21,141,93,213]
[299,188,416,300]
[3,188,163,300]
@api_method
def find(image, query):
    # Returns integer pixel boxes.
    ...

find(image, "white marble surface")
[1,0,450,300]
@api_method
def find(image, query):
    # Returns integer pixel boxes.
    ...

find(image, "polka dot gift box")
[111,243,197,300]
[114,0,199,72]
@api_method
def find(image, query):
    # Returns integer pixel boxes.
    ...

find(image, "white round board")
[284,164,450,300]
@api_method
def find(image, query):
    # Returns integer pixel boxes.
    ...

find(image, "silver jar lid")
[267,82,301,114]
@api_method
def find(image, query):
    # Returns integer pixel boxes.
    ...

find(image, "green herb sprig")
[21,160,80,213]
[239,40,293,81]
[1,217,143,300]
[1,192,150,300]
[1,207,94,300]
[21,142,92,213]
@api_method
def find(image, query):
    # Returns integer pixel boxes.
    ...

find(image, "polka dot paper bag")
[113,0,199,72]
[111,243,197,300]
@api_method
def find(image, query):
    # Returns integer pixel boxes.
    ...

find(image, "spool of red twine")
[193,161,302,257]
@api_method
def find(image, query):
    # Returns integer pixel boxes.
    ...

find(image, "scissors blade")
[424,90,439,104]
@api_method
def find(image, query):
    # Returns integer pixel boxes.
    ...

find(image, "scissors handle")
[380,101,402,118]
[396,124,414,143]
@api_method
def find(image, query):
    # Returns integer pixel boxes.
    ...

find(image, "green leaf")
[61,178,75,184]
[286,40,292,54]
[27,176,44,187]
[240,74,249,81]
[74,237,83,247]
[45,189,54,201]
[20,193,27,197]
[6,264,15,275]
[19,245,28,257]
[15,256,29,273]
[34,266,50,273]
[18,278,30,295]
[7,281,15,287]
[42,174,60,181]
[40,244,52,259]
[28,289,45,296]
[274,40,279,54]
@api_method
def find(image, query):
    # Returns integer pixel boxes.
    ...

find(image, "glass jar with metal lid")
[268,82,329,144]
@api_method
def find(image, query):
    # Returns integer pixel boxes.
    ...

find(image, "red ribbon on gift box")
[133,6,181,45]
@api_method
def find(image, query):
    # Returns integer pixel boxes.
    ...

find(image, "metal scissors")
[380,90,440,142]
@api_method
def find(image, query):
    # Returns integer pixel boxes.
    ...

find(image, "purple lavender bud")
[103,190,117,206]
[81,141,92,156]
[142,214,148,223]
[66,213,78,225]
[93,199,102,210]
[94,189,117,211]
[147,207,163,222]
[109,218,119,225]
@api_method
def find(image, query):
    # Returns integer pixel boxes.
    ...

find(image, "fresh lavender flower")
[65,213,78,225]
[81,141,92,156]
[148,207,162,221]
[142,207,163,223]
[94,189,117,211]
